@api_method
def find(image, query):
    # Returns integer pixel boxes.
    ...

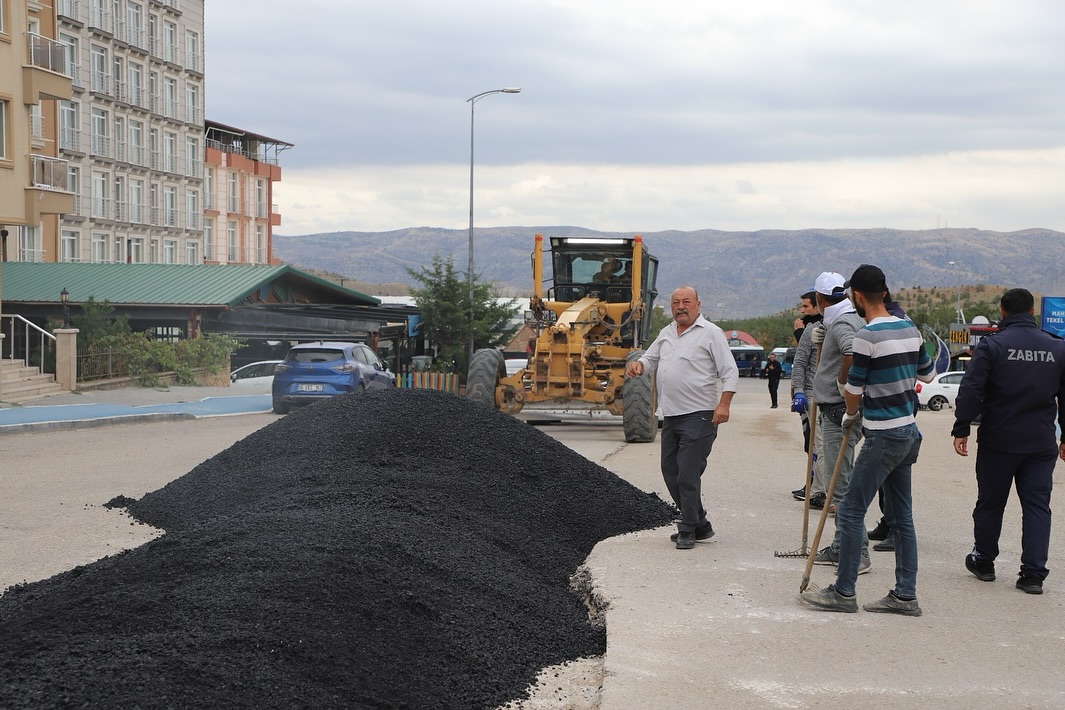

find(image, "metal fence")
[77,345,129,382]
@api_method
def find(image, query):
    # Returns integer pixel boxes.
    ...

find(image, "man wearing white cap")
[809,271,871,573]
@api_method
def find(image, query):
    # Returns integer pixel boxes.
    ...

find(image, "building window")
[185,29,200,72]
[186,241,199,264]
[185,83,199,124]
[163,76,177,118]
[256,224,266,264]
[185,189,200,229]
[68,165,81,214]
[205,167,214,209]
[163,185,177,227]
[61,231,80,263]
[185,136,200,177]
[115,236,125,264]
[0,99,7,160]
[129,178,144,223]
[163,239,177,264]
[91,107,109,157]
[226,220,237,261]
[149,238,159,263]
[203,218,213,261]
[91,232,109,263]
[19,226,43,263]
[59,100,78,152]
[227,171,238,212]
[129,237,144,263]
[91,170,110,219]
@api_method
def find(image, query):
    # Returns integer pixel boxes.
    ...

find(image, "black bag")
[822,402,848,426]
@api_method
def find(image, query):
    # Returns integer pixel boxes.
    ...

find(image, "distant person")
[763,352,783,408]
[800,264,935,616]
[626,286,739,550]
[952,288,1065,595]
[593,258,623,284]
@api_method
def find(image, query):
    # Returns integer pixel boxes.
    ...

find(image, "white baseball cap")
[814,271,846,296]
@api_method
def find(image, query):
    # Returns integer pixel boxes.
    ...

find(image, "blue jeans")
[835,424,923,598]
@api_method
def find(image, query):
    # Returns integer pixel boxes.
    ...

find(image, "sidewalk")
[0,384,271,434]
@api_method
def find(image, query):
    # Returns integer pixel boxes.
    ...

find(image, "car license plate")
[297,384,324,392]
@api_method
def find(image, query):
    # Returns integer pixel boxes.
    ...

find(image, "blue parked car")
[271,341,394,414]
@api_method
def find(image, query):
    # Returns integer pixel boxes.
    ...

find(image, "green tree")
[407,255,519,376]
[71,296,132,345]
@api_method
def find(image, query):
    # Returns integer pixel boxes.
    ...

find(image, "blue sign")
[1040,297,1065,337]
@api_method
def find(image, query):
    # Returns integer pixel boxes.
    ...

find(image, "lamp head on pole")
[501,88,521,93]
[60,287,69,304]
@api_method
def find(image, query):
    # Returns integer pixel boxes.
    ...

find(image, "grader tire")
[623,351,657,443]
[466,348,504,409]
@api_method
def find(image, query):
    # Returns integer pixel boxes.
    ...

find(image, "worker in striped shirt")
[800,264,936,616]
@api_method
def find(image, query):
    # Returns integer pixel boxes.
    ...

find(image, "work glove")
[841,410,859,429]
[790,392,807,413]
[837,380,847,398]
[810,324,826,345]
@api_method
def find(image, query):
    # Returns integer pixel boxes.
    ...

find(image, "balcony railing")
[206,137,280,166]
[92,197,113,219]
[129,203,144,223]
[91,134,112,158]
[30,113,44,140]
[114,199,128,222]
[30,154,70,191]
[60,127,82,152]
[27,33,72,76]
[163,208,179,227]
[91,70,110,95]
[88,8,113,34]
[186,212,201,229]
[127,144,145,166]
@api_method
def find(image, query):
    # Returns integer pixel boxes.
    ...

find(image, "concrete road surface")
[1,378,1063,708]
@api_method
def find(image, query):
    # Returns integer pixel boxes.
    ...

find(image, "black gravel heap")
[0,389,674,709]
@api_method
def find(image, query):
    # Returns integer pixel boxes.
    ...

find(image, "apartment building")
[54,0,205,265]
[203,119,290,265]
[0,0,74,265]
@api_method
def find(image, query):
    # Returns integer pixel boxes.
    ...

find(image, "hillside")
[273,227,1065,317]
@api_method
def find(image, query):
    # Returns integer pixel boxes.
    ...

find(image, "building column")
[54,328,79,391]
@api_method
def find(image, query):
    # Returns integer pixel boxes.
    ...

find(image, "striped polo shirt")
[845,316,935,430]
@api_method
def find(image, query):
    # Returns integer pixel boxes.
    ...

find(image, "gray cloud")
[204,1,1065,234]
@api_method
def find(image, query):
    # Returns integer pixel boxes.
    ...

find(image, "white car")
[916,371,965,411]
[230,360,283,388]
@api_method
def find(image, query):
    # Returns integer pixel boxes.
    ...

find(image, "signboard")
[1041,297,1065,338]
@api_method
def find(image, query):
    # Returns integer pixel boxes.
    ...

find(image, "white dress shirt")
[638,314,740,416]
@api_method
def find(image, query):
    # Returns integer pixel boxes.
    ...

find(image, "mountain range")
[273,227,1065,317]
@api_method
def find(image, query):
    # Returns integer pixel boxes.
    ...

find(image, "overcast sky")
[204,1,1065,236]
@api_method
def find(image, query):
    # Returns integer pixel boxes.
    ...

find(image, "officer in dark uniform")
[952,288,1065,595]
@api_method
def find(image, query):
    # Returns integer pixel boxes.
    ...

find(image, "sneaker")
[965,553,996,582]
[809,492,826,510]
[858,554,872,575]
[867,518,891,541]
[873,538,895,552]
[792,487,807,501]
[670,522,715,544]
[1016,574,1043,595]
[814,547,871,574]
[798,584,858,613]
[813,546,838,566]
[675,531,696,550]
[863,591,922,617]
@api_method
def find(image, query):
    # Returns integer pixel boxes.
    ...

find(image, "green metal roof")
[0,263,380,307]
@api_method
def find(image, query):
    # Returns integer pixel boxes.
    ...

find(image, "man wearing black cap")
[800,264,936,616]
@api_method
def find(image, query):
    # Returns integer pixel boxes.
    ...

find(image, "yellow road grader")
[466,234,660,442]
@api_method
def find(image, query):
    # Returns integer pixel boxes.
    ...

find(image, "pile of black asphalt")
[0,388,674,709]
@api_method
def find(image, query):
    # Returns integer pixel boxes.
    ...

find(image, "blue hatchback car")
[271,341,394,414]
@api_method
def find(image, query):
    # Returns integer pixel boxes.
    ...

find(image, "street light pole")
[948,260,963,323]
[467,87,520,368]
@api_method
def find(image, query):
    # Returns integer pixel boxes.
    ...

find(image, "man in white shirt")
[626,286,740,549]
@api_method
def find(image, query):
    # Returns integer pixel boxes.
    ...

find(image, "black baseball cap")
[845,264,888,293]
